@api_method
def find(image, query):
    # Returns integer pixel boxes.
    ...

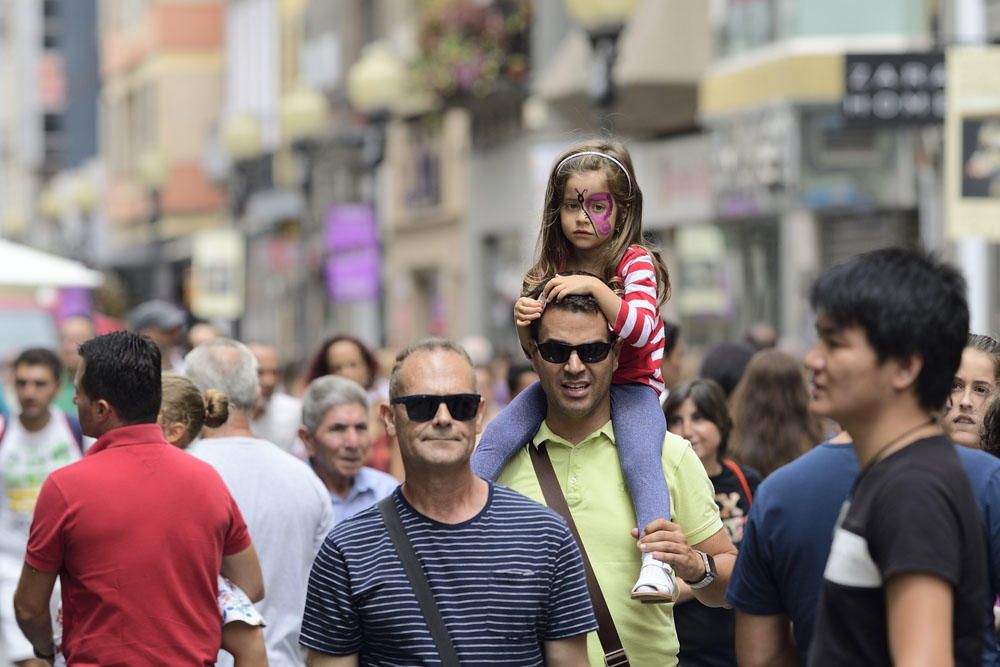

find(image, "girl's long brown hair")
[728,349,824,476]
[523,139,671,306]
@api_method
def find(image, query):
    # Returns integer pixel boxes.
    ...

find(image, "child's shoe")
[630,552,677,603]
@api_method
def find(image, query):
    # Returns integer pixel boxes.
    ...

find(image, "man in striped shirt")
[300,338,596,666]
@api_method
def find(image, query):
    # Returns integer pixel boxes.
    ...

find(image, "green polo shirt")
[497,420,723,666]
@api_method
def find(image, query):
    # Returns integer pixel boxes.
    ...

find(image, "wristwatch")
[33,643,55,661]
[685,550,717,590]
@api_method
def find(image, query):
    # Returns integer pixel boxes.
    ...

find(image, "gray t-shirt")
[188,436,335,667]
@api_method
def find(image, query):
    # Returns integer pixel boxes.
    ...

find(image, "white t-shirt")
[0,409,83,558]
[188,435,334,667]
[251,392,303,454]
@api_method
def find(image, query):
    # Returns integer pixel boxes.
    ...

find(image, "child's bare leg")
[221,622,268,667]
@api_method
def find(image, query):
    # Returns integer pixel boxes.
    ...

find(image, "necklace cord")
[861,418,937,474]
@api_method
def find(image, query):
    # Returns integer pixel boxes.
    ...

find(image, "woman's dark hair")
[729,349,823,476]
[663,379,732,461]
[79,331,161,423]
[303,334,379,390]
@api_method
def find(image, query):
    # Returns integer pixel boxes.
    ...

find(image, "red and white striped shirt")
[611,246,665,394]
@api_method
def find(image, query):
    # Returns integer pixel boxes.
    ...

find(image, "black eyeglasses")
[536,341,613,364]
[390,394,481,422]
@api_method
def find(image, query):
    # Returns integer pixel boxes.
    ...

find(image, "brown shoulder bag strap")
[528,443,629,667]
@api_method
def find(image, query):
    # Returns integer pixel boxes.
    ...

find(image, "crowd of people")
[0,139,996,667]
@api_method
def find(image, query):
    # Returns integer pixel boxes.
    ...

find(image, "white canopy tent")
[0,238,103,288]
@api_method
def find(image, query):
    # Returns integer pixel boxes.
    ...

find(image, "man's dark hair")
[700,342,755,398]
[810,247,968,411]
[79,331,162,423]
[14,348,62,381]
[507,362,536,396]
[663,320,681,357]
[527,272,616,342]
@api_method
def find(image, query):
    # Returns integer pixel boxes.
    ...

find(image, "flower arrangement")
[414,0,531,100]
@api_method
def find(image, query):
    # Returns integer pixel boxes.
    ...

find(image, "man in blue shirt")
[299,375,399,523]
[727,432,1000,666]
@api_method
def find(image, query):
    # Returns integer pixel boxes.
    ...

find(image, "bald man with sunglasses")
[494,290,736,667]
[300,338,596,666]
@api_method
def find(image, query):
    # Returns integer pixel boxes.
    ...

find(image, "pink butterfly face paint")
[573,189,615,237]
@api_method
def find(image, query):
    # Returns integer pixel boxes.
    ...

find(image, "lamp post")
[138,149,168,299]
[72,175,99,264]
[347,42,407,165]
[346,42,407,346]
[281,84,327,202]
[563,0,638,132]
[222,113,264,220]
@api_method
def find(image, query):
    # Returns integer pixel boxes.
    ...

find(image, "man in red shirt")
[13,331,261,666]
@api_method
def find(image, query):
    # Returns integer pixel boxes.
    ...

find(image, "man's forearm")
[689,552,735,607]
[16,608,54,658]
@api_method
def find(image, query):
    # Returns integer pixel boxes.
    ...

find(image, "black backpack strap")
[378,495,460,667]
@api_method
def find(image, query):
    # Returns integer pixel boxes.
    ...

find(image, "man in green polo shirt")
[496,292,737,666]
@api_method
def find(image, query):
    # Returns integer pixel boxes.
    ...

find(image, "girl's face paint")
[560,171,619,253]
[583,192,614,235]
[573,189,615,237]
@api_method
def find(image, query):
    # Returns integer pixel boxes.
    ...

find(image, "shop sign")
[842,53,945,126]
[325,203,380,302]
[711,108,794,218]
[945,47,1000,241]
[190,228,246,319]
[633,135,713,228]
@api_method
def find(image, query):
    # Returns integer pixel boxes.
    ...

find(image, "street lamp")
[40,186,63,222]
[222,113,264,220]
[347,41,407,165]
[346,42,407,346]
[138,149,168,299]
[563,0,638,131]
[280,84,327,201]
[72,175,99,264]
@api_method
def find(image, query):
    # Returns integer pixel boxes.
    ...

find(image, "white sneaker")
[630,553,677,603]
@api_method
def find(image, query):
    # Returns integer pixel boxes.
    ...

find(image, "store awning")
[0,239,104,288]
[534,0,709,135]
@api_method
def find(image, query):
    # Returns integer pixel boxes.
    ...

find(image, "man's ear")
[95,399,113,422]
[298,426,316,456]
[611,337,624,374]
[380,402,397,438]
[890,353,924,394]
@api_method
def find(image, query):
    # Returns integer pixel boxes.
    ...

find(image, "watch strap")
[687,550,716,590]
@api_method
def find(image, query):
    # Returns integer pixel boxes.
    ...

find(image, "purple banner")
[326,203,377,252]
[325,203,380,303]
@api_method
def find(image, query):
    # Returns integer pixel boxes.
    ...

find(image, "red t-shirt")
[26,423,251,666]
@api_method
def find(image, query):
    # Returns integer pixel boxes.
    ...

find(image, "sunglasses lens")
[578,343,612,363]
[404,397,438,422]
[395,394,481,422]
[444,395,480,421]
[537,342,570,364]
[537,342,610,364]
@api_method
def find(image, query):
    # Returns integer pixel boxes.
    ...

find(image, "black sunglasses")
[536,341,613,364]
[390,394,481,422]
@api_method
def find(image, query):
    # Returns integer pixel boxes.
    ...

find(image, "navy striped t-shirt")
[300,483,597,665]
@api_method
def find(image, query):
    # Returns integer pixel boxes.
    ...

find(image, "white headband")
[554,151,633,195]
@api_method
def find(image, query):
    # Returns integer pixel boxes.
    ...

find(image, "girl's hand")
[514,297,544,327]
[541,274,601,303]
